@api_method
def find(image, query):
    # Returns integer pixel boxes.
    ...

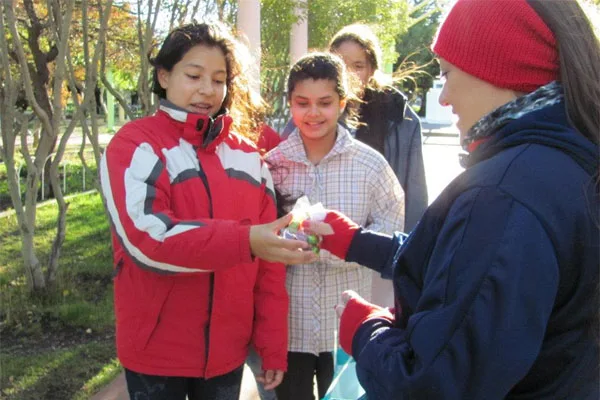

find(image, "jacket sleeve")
[346,230,406,279]
[351,187,559,399]
[251,162,289,371]
[364,159,406,235]
[99,129,253,274]
[361,159,405,278]
[392,106,428,232]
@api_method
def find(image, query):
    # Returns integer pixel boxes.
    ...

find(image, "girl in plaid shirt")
[265,52,404,400]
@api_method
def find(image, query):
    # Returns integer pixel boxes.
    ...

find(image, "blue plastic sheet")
[322,349,366,400]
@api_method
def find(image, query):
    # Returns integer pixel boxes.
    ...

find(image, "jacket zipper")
[197,155,215,374]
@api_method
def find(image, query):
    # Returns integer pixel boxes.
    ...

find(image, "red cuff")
[320,211,360,259]
[339,296,393,356]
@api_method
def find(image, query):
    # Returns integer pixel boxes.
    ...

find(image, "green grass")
[1,341,121,400]
[0,191,120,399]
[0,152,99,212]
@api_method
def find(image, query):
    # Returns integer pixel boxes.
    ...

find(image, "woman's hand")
[303,210,361,260]
[336,290,394,356]
[255,369,284,390]
[250,214,318,264]
[334,290,351,318]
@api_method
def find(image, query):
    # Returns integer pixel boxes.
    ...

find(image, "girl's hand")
[303,210,360,260]
[255,369,285,390]
[250,214,318,264]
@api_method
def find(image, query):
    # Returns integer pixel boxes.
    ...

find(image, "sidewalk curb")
[90,372,128,400]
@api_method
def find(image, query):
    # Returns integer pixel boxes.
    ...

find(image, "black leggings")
[124,365,243,400]
[275,351,334,400]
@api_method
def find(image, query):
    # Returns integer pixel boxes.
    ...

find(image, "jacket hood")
[467,101,599,177]
[157,99,232,151]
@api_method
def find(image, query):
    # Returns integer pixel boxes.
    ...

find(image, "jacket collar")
[278,123,355,165]
[463,81,563,151]
[157,99,232,152]
[465,100,598,177]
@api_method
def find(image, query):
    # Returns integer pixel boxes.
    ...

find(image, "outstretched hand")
[303,210,360,260]
[250,214,318,265]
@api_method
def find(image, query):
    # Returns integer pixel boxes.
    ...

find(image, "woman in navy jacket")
[308,0,600,398]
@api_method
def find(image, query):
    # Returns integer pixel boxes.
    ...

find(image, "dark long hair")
[329,23,391,91]
[329,24,404,155]
[149,22,264,141]
[526,0,600,147]
[528,1,600,339]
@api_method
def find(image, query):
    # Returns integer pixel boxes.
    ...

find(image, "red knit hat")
[432,0,559,93]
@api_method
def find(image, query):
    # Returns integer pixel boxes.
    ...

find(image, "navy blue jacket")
[347,102,599,399]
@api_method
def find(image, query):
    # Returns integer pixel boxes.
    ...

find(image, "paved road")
[422,135,463,203]
[90,130,464,400]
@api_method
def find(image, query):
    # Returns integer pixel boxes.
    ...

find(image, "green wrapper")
[307,234,319,245]
[287,221,300,233]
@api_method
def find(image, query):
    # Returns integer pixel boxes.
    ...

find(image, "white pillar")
[106,69,115,132]
[290,0,308,65]
[118,104,125,123]
[237,0,261,91]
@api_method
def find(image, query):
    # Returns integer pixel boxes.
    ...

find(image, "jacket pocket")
[134,279,175,352]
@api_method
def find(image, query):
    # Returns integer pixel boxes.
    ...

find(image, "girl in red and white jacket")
[99,22,316,400]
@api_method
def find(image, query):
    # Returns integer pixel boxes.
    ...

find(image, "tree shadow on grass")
[2,339,118,400]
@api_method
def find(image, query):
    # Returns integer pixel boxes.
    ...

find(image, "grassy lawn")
[0,192,121,400]
[0,152,99,212]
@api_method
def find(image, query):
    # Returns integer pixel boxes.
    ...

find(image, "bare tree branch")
[191,0,203,20]
[97,2,136,122]
[6,2,53,141]
[0,0,27,226]
[101,73,136,121]
[46,0,76,285]
[169,0,180,31]
[135,0,162,115]
[179,0,193,25]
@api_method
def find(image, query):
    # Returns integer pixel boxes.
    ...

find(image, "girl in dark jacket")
[307,0,600,398]
[329,24,428,308]
[329,24,428,234]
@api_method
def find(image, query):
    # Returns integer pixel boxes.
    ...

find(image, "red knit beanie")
[432,0,559,93]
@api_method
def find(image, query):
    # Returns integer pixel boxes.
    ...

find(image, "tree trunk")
[136,0,162,116]
[22,231,46,290]
[46,163,68,286]
[22,171,47,290]
[3,0,77,292]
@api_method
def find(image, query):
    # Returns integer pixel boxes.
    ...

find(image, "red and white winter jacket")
[99,103,288,378]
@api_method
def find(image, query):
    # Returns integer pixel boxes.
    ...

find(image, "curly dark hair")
[149,22,266,142]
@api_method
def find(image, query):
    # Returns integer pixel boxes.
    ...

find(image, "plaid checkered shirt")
[265,125,405,355]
